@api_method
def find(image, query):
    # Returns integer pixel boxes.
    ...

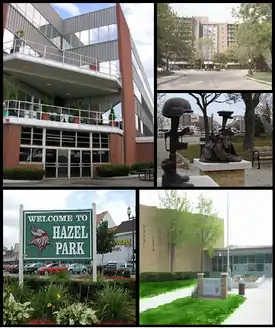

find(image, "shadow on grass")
[157,71,175,78]
[140,294,246,325]
[140,279,197,299]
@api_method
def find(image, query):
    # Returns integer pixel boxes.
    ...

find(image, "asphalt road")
[157,70,272,90]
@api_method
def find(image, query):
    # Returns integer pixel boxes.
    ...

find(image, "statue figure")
[200,110,242,163]
[161,98,194,187]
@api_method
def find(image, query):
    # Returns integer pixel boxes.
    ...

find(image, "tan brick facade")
[140,205,224,273]
[199,169,245,186]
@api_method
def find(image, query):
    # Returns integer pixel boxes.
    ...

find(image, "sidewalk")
[223,279,273,325]
[140,285,195,313]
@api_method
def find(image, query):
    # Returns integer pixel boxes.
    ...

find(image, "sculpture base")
[193,159,252,186]
[162,173,194,187]
[158,175,219,187]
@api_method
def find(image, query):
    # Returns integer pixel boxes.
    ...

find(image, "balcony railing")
[3,38,120,80]
[3,100,123,129]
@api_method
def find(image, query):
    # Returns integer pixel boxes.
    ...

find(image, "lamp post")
[227,192,232,291]
[248,58,252,75]
[127,206,135,274]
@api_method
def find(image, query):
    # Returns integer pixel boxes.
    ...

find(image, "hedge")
[96,164,130,177]
[130,162,154,172]
[4,276,136,300]
[140,271,210,282]
[3,168,45,180]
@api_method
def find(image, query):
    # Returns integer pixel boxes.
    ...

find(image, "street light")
[127,206,135,274]
[248,58,252,74]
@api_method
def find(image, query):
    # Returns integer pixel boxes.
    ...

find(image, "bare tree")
[157,93,167,131]
[255,93,273,134]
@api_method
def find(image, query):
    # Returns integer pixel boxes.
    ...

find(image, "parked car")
[7,264,19,274]
[37,263,68,276]
[24,262,45,275]
[68,263,88,275]
[104,261,133,276]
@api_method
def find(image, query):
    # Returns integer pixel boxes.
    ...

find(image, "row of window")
[212,263,269,273]
[212,254,272,265]
[20,127,109,149]
[20,147,110,164]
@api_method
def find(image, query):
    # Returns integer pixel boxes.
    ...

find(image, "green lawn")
[140,279,197,299]
[246,72,272,82]
[140,295,246,325]
[179,135,272,163]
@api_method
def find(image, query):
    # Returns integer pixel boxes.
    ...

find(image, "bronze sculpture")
[161,98,194,187]
[200,110,242,163]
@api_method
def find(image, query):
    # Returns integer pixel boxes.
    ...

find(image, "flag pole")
[19,204,24,286]
[227,192,230,273]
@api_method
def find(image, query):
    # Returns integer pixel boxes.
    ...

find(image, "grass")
[140,294,246,325]
[140,279,197,299]
[178,135,272,163]
[157,70,175,78]
[246,71,272,82]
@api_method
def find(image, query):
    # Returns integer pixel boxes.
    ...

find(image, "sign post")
[19,204,24,286]
[92,203,97,282]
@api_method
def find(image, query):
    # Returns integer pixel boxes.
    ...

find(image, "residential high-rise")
[3,3,154,178]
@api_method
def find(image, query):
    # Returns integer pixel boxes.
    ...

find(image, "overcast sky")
[171,3,239,23]
[139,190,273,247]
[3,189,136,248]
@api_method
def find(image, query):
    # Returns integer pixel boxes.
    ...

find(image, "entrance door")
[45,149,57,178]
[70,150,81,177]
[81,150,92,177]
[57,149,69,177]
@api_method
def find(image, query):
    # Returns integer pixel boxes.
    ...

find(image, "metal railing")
[3,100,123,129]
[3,38,120,79]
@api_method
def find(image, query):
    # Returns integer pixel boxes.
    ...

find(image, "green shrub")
[130,162,154,172]
[3,168,45,180]
[96,164,130,177]
[3,292,33,325]
[140,272,178,282]
[96,284,135,323]
[54,303,99,325]
[4,278,33,303]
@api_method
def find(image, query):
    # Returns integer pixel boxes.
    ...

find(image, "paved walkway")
[223,279,273,325]
[140,285,195,313]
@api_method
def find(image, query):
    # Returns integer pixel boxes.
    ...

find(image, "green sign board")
[23,209,92,260]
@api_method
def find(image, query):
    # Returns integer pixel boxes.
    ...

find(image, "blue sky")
[164,93,245,123]
[3,189,136,247]
[52,3,115,18]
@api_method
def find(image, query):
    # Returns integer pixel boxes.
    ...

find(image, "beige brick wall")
[200,169,245,186]
[140,205,224,273]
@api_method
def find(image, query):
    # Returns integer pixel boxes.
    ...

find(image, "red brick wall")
[136,142,154,163]
[3,124,21,168]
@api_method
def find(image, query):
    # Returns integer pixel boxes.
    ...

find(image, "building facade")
[3,3,154,178]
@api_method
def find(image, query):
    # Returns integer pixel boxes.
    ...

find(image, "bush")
[3,168,45,180]
[54,303,98,325]
[140,272,178,282]
[5,276,136,300]
[96,164,130,177]
[96,284,135,323]
[130,162,154,172]
[3,292,33,325]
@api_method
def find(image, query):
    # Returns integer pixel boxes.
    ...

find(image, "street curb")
[243,75,272,85]
[94,174,139,180]
[157,73,185,86]
[3,179,42,184]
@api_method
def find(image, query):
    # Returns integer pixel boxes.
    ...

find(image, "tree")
[188,93,225,141]
[192,194,223,272]
[157,93,167,131]
[97,221,117,270]
[212,52,228,65]
[256,93,273,133]
[232,4,272,67]
[254,114,265,137]
[158,190,192,273]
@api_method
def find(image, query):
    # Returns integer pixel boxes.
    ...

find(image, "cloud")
[3,190,136,248]
[52,3,81,16]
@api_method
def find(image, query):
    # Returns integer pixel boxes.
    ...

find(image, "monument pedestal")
[193,159,252,186]
[157,175,219,187]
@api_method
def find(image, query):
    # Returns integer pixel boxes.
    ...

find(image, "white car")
[157,67,164,71]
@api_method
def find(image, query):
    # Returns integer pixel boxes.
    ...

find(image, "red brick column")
[3,3,9,36]
[116,4,136,165]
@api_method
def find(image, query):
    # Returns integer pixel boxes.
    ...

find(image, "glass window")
[255,254,265,263]
[19,147,31,162]
[46,129,61,147]
[92,133,100,148]
[265,253,272,263]
[17,3,27,15]
[109,24,117,41]
[62,130,76,147]
[92,150,109,163]
[32,128,43,146]
[133,81,142,103]
[80,30,89,46]
[77,132,90,148]
[140,119,144,134]
[21,127,32,145]
[32,148,43,162]
[90,28,99,44]
[98,26,109,43]
[101,134,109,148]
[26,4,34,23]
[247,255,256,263]
[32,8,41,28]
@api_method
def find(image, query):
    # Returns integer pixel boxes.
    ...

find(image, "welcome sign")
[23,209,92,260]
